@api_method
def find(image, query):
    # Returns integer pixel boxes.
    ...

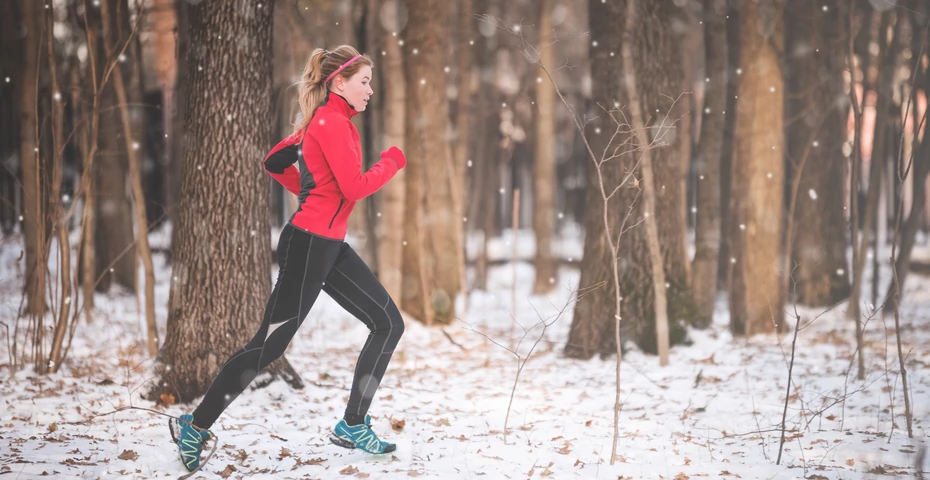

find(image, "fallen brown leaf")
[219,464,237,479]
[391,417,406,432]
[117,450,138,461]
[340,466,359,475]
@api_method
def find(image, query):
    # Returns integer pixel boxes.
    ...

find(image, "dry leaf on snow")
[117,450,138,461]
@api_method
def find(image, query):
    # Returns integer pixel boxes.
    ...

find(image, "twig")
[441,328,468,352]
[776,310,802,465]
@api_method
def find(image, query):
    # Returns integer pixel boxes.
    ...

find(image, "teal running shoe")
[169,413,213,472]
[329,414,396,454]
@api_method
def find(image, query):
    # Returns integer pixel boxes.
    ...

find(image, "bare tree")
[728,0,785,336]
[691,0,728,325]
[532,0,559,295]
[401,0,462,325]
[155,1,301,402]
[377,0,407,301]
[93,0,138,293]
[18,0,46,318]
[783,0,850,308]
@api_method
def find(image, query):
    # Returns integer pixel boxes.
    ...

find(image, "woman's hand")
[381,146,407,169]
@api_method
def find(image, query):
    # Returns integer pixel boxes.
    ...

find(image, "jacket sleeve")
[314,117,399,202]
[263,138,302,196]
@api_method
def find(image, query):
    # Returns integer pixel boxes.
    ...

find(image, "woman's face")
[335,65,373,112]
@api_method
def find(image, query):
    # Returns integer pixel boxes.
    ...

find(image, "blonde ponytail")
[294,45,374,134]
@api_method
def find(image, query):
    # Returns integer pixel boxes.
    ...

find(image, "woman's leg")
[323,244,405,426]
[191,225,342,429]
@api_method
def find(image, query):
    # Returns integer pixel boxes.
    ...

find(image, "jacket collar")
[324,92,359,118]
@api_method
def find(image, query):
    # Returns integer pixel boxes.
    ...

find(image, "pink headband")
[325,54,363,84]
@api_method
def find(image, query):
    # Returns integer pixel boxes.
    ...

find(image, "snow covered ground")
[1,226,927,479]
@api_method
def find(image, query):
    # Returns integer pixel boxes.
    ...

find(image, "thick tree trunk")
[93,0,136,293]
[729,0,785,336]
[563,0,624,359]
[19,0,47,317]
[168,0,189,261]
[717,3,740,287]
[532,0,559,295]
[0,1,21,236]
[691,0,727,325]
[401,0,462,324]
[156,1,301,402]
[377,0,407,301]
[784,0,850,307]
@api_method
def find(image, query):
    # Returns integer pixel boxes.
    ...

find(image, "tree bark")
[93,0,136,293]
[610,0,696,355]
[691,0,727,325]
[168,0,189,261]
[532,0,559,295]
[377,0,407,301]
[784,0,850,307]
[156,1,301,402]
[621,0,671,365]
[564,0,626,360]
[19,0,47,317]
[0,0,21,236]
[729,0,785,336]
[401,0,462,324]
[152,0,177,248]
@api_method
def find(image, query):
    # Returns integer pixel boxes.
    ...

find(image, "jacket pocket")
[328,199,345,229]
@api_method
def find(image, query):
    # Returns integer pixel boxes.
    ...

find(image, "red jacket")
[263,93,404,240]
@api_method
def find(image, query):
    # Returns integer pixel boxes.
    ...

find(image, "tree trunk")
[152,0,177,247]
[621,0,671,365]
[401,0,462,324]
[94,0,136,293]
[377,0,407,302]
[168,0,189,261]
[717,2,740,286]
[532,0,559,295]
[19,0,47,317]
[784,0,850,307]
[691,0,727,326]
[622,0,696,353]
[0,0,21,236]
[883,4,930,314]
[564,0,626,360]
[729,0,785,336]
[156,0,301,402]
[851,11,897,324]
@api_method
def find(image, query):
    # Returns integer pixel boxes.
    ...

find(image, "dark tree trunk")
[691,0,728,325]
[613,0,696,353]
[563,0,626,359]
[18,0,47,316]
[784,0,850,307]
[566,0,691,358]
[155,0,301,403]
[93,0,136,293]
[0,0,21,235]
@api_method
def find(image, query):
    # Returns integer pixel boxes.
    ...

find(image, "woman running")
[171,45,406,472]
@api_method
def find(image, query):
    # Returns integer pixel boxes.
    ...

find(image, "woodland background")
[0,0,928,477]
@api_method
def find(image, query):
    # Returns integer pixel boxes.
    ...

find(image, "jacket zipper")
[328,199,345,229]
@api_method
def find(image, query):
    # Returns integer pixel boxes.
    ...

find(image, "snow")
[1,225,928,479]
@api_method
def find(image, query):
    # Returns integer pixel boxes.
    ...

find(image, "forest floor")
[1,227,928,479]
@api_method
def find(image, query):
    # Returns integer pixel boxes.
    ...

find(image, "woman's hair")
[294,45,374,134]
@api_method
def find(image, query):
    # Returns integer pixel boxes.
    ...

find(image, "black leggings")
[192,224,405,429]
